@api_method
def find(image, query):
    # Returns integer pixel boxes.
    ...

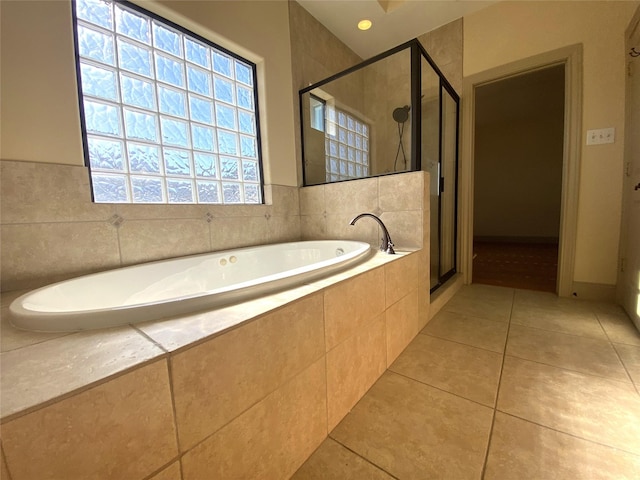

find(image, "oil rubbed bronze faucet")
[349,213,395,254]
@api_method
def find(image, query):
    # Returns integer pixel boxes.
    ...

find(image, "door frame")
[460,45,583,296]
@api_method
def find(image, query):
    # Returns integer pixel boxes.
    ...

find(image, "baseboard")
[474,236,559,245]
[570,281,617,302]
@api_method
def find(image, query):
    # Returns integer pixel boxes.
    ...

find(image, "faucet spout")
[349,213,395,254]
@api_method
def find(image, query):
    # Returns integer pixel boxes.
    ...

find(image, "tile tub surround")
[0,159,302,292]
[0,249,428,480]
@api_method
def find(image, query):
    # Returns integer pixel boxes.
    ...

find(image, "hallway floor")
[292,284,640,479]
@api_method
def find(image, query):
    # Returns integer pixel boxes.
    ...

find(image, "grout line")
[387,369,495,411]
[496,411,640,459]
[328,436,401,480]
[480,288,515,479]
[162,357,186,480]
[503,352,634,385]
[594,312,640,393]
[419,331,505,355]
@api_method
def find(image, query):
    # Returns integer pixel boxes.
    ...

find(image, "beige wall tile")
[1,222,121,291]
[1,326,164,419]
[267,214,301,243]
[0,160,114,224]
[181,358,327,480]
[115,203,210,220]
[299,185,325,215]
[209,215,269,251]
[118,218,211,265]
[385,253,419,307]
[171,293,325,451]
[324,177,378,215]
[380,210,423,249]
[378,172,424,212]
[2,360,178,480]
[326,213,378,246]
[326,314,386,430]
[386,289,419,365]
[300,214,328,240]
[148,461,182,480]
[264,184,300,216]
[324,268,386,350]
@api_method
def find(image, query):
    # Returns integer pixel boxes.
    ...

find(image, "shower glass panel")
[299,39,459,294]
[300,48,412,185]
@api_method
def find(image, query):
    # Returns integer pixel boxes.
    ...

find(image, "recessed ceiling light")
[357,19,372,31]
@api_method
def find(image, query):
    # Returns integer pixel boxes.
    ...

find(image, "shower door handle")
[440,177,445,193]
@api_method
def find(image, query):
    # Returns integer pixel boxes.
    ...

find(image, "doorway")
[472,65,565,292]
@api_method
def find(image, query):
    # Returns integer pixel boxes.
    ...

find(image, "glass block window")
[324,106,369,182]
[73,0,263,204]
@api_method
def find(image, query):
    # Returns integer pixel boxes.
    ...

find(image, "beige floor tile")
[148,461,182,480]
[422,310,508,352]
[330,371,493,479]
[485,412,640,480]
[443,284,514,322]
[615,343,640,386]
[498,356,640,455]
[291,438,394,480]
[514,289,593,312]
[390,334,502,406]
[511,303,607,340]
[597,311,640,346]
[506,324,630,381]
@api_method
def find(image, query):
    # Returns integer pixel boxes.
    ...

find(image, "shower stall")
[299,39,459,293]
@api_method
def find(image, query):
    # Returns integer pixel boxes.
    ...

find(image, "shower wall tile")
[181,358,327,480]
[1,360,178,480]
[381,210,424,249]
[379,172,424,212]
[386,289,420,365]
[324,177,379,215]
[386,252,420,307]
[324,267,386,350]
[0,222,121,291]
[326,213,378,246]
[0,160,114,224]
[326,314,386,430]
[149,461,182,480]
[171,293,325,451]
[210,215,269,251]
[118,218,211,265]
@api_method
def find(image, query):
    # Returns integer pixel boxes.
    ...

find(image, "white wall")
[0,0,298,186]
[464,0,639,285]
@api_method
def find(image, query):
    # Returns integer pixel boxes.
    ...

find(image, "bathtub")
[9,240,371,333]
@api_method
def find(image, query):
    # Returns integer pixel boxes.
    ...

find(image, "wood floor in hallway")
[472,241,559,293]
[292,285,640,479]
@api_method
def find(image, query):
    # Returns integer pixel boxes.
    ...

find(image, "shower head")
[392,105,410,123]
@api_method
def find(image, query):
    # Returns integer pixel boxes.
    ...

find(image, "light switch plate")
[586,127,615,145]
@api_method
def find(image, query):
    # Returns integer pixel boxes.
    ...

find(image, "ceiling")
[296,0,497,59]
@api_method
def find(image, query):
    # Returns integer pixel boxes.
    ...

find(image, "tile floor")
[292,284,640,479]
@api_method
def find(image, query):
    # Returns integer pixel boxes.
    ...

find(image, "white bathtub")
[9,240,371,333]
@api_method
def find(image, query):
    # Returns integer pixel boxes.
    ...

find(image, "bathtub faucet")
[349,213,395,254]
